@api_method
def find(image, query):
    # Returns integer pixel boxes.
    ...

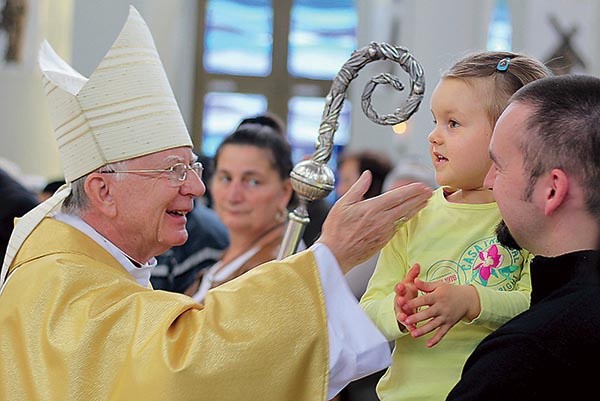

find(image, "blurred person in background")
[336,149,393,202]
[38,179,66,202]
[383,155,437,192]
[0,167,38,265]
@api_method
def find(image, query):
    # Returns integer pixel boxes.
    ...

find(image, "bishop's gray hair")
[61,160,128,216]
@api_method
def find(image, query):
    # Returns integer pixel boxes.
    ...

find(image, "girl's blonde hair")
[443,51,552,126]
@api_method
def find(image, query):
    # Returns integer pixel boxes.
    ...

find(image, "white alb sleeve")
[310,243,391,400]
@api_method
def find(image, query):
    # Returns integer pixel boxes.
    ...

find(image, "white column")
[0,0,75,186]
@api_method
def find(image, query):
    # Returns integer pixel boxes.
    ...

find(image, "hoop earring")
[275,208,287,223]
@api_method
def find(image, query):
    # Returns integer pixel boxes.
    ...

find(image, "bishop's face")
[108,147,205,262]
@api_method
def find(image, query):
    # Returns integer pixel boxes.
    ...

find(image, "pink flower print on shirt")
[474,244,504,283]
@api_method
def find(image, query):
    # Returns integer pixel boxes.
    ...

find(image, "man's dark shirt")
[447,250,600,401]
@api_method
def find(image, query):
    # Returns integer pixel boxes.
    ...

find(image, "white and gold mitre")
[0,5,192,287]
[40,5,192,182]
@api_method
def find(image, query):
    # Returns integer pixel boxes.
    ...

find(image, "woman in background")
[191,114,299,303]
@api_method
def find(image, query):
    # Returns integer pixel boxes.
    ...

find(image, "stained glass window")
[288,0,357,79]
[197,0,357,161]
[288,96,350,163]
[202,92,268,156]
[204,0,273,76]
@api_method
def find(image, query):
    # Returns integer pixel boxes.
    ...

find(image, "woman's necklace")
[191,221,286,303]
[220,221,285,266]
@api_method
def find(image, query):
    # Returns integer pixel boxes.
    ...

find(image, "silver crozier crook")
[277,42,425,259]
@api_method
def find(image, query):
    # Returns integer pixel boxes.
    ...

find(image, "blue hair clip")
[496,57,510,72]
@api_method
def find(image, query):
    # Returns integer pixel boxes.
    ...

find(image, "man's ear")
[84,173,117,217]
[544,168,569,216]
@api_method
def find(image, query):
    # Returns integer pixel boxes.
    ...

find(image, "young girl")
[359,51,552,400]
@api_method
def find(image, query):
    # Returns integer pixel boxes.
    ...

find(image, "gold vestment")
[0,218,329,401]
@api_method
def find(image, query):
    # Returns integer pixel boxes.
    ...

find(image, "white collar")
[54,213,156,287]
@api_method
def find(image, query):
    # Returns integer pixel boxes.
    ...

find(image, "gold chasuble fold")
[0,218,329,401]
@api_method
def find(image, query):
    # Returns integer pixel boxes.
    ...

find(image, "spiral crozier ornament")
[277,42,425,259]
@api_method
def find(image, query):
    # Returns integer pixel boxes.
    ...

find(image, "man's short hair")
[511,75,600,218]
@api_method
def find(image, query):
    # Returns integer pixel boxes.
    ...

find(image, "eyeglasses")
[102,162,203,186]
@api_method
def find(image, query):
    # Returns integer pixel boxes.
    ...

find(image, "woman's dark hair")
[236,112,285,137]
[215,113,292,181]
